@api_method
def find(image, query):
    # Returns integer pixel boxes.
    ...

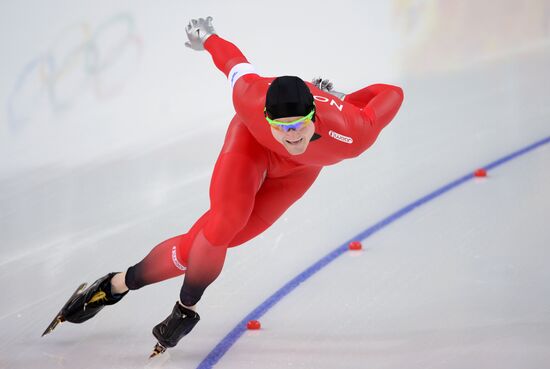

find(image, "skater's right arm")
[203,35,266,121]
[185,17,267,125]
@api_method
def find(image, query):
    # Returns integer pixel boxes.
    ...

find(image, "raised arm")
[185,17,260,85]
[204,36,248,77]
[185,17,265,128]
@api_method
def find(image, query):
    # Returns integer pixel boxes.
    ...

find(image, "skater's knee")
[204,206,252,246]
[228,214,272,247]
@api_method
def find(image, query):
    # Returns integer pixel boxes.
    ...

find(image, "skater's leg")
[177,164,321,307]
[149,119,268,353]
[228,165,322,247]
[179,153,267,305]
[122,235,189,290]
[123,117,267,296]
[124,212,210,290]
[179,118,268,306]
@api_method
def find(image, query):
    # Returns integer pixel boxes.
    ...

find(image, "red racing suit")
[125,35,404,306]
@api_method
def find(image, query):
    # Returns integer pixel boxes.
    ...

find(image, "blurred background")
[2,0,549,174]
[1,1,549,368]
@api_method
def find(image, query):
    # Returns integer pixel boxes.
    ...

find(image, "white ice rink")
[1,1,549,369]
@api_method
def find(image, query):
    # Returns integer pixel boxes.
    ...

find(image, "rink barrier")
[196,135,550,369]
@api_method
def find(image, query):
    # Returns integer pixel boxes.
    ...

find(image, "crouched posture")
[45,17,404,356]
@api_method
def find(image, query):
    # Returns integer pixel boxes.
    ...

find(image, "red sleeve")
[203,34,250,77]
[203,34,267,134]
[343,84,404,157]
[361,84,404,132]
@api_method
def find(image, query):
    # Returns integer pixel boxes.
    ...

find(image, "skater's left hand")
[312,77,346,100]
[312,77,334,92]
[185,16,216,51]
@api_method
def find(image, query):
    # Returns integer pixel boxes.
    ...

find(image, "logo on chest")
[328,130,353,144]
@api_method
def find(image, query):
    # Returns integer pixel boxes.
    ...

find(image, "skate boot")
[42,273,128,336]
[149,302,200,358]
[63,272,128,323]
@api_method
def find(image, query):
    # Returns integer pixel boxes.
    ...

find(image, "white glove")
[312,77,334,92]
[312,77,346,100]
[185,16,216,51]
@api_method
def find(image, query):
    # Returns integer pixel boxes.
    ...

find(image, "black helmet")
[265,76,315,119]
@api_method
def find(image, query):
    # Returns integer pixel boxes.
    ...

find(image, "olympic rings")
[7,12,143,131]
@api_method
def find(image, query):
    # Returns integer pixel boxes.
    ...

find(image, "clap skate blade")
[149,342,167,358]
[42,283,87,337]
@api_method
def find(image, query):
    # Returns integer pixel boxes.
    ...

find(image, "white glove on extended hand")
[185,16,216,51]
[312,77,346,100]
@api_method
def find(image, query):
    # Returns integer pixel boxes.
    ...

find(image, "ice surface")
[1,1,549,368]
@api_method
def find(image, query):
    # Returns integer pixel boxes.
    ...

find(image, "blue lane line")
[196,135,550,369]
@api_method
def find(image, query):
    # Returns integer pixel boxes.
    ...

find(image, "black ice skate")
[42,273,128,336]
[149,302,200,358]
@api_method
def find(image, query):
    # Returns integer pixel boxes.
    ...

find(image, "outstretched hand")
[185,16,217,51]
